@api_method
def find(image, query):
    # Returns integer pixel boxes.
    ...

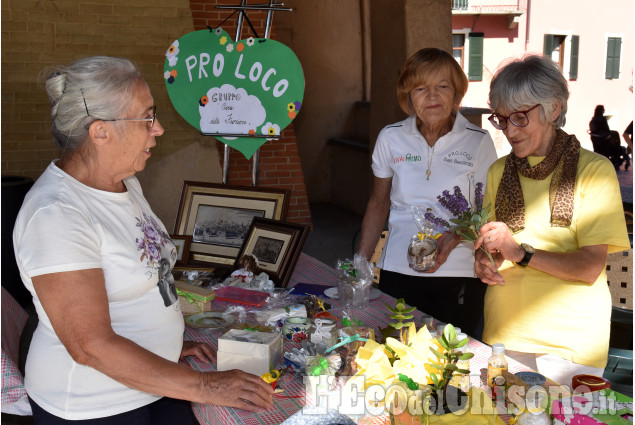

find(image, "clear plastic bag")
[408,206,439,272]
[335,254,374,309]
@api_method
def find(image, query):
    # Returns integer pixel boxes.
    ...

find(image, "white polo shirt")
[372,112,498,277]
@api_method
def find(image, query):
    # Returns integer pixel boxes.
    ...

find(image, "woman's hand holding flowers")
[474,221,524,285]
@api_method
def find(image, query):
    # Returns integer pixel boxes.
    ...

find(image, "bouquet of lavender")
[425,183,495,264]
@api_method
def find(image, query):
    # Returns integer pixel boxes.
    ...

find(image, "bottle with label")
[450,332,471,392]
[487,343,508,388]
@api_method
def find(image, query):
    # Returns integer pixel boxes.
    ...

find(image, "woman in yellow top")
[473,54,630,387]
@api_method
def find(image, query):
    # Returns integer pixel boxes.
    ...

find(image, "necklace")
[426,143,435,180]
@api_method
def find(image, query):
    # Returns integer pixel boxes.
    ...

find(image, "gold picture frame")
[169,234,192,267]
[173,182,290,266]
[234,217,309,288]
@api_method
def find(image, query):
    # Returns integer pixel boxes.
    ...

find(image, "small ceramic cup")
[282,317,311,343]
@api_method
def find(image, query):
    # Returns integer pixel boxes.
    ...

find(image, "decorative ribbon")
[261,369,280,384]
[398,373,419,391]
[175,288,214,304]
[315,297,327,312]
[309,357,329,376]
[342,317,363,327]
[311,319,335,344]
[338,261,358,277]
[416,232,443,241]
[325,333,368,354]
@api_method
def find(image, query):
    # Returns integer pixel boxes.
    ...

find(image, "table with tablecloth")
[1,286,31,415]
[183,253,545,425]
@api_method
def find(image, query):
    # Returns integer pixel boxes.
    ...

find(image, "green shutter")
[569,35,579,80]
[605,37,621,79]
[468,32,484,81]
[543,34,554,55]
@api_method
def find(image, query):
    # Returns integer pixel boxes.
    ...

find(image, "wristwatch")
[516,243,535,267]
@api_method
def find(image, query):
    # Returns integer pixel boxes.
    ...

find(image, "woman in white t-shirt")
[13,56,273,424]
[357,48,497,338]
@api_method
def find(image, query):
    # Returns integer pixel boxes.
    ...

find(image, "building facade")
[452,0,633,156]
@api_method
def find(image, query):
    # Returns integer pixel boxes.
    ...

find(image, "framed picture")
[173,181,290,266]
[170,235,192,267]
[234,217,309,288]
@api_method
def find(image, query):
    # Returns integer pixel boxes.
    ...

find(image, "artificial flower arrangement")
[424,183,495,264]
[345,298,473,423]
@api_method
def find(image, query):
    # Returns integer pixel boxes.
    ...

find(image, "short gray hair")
[488,54,569,128]
[44,56,143,156]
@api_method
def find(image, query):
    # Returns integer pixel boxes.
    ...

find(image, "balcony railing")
[451,0,526,13]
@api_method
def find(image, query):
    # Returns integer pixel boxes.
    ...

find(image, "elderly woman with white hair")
[473,55,630,387]
[13,56,273,424]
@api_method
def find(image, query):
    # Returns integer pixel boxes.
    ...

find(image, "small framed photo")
[173,181,290,266]
[170,235,192,267]
[234,217,309,287]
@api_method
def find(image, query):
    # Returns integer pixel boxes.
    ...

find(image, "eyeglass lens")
[148,106,157,130]
[489,108,534,130]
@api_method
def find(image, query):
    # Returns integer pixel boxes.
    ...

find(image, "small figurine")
[224,254,274,291]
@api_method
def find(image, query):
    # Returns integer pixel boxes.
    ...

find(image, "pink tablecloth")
[183,253,535,425]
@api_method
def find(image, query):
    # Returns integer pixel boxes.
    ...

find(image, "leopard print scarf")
[495,129,580,233]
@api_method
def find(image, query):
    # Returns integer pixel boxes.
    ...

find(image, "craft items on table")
[260,369,281,390]
[551,390,633,425]
[282,317,311,343]
[254,303,307,327]
[223,254,275,292]
[175,281,216,314]
[335,255,374,309]
[337,325,374,377]
[310,318,337,347]
[216,329,284,376]
[213,286,270,307]
[283,340,341,376]
[184,311,235,330]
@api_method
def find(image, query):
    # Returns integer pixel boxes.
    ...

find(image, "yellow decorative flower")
[220,36,227,45]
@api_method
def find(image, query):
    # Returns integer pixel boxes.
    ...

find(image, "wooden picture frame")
[170,234,192,267]
[234,217,309,288]
[173,181,290,266]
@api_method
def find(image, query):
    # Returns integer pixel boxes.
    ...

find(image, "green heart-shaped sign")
[164,29,305,159]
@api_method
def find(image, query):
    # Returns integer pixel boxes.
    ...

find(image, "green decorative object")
[164,28,305,159]
[429,324,473,410]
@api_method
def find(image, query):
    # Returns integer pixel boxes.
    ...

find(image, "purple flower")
[424,211,450,229]
[147,243,161,263]
[474,182,484,211]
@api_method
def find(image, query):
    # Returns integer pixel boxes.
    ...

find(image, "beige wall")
[276,0,366,203]
[277,0,452,208]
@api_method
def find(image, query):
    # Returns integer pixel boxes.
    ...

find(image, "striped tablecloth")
[184,253,535,425]
[1,287,29,412]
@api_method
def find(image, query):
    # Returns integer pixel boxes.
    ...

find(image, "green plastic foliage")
[428,323,471,394]
[164,29,305,159]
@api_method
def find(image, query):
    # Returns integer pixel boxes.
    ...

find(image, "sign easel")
[213,1,292,186]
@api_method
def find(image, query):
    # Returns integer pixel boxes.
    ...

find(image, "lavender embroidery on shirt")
[136,212,168,274]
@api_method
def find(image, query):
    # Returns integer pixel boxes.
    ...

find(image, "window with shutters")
[544,34,580,80]
[605,37,622,79]
[467,32,484,81]
[453,34,465,69]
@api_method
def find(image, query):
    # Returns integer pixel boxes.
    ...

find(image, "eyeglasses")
[488,104,540,130]
[102,106,157,130]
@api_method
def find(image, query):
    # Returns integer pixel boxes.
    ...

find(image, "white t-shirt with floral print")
[13,161,184,420]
